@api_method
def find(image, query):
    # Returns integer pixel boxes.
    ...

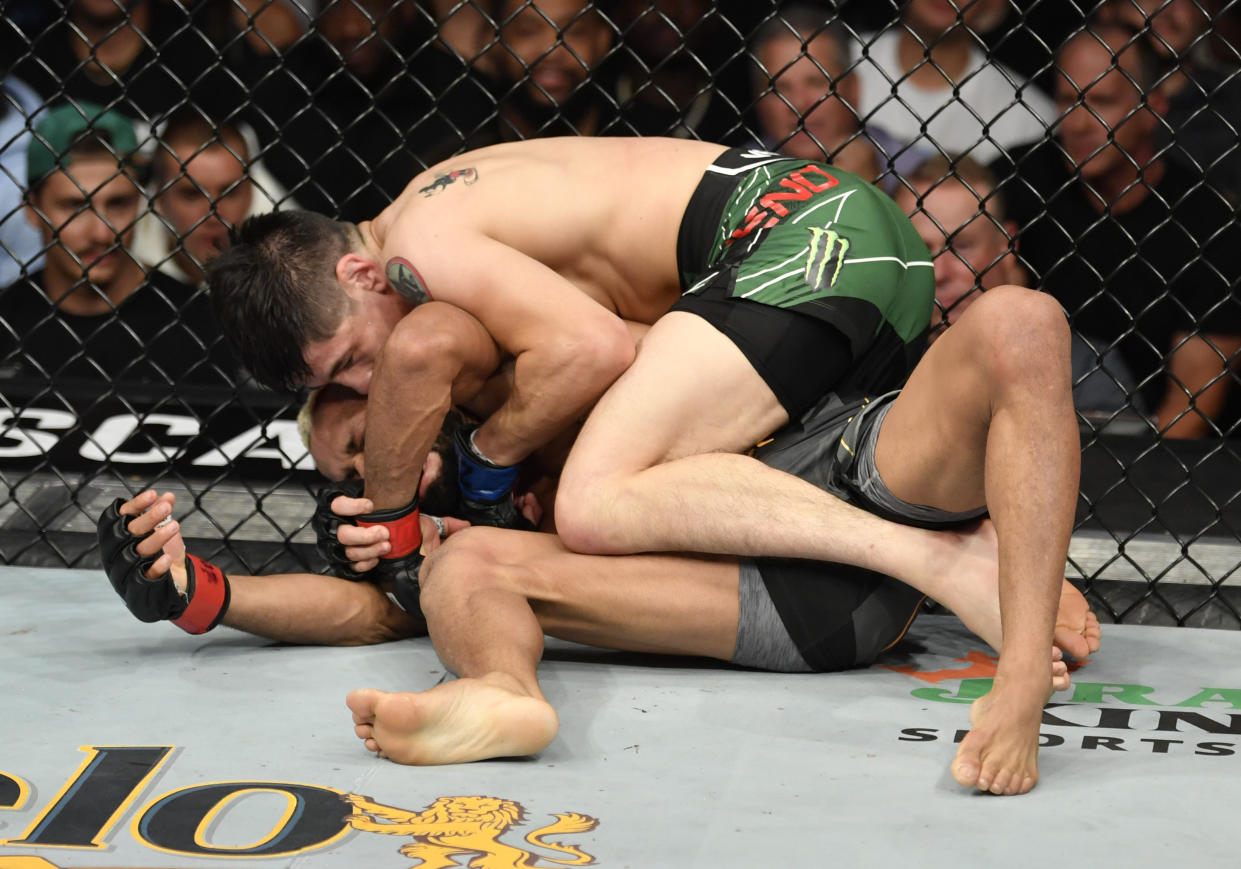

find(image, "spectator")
[850,0,1055,167]
[609,0,751,141]
[747,5,890,184]
[0,102,234,389]
[8,0,287,128]
[421,0,617,164]
[893,155,1022,339]
[895,153,1136,420]
[993,22,1241,438]
[135,108,258,287]
[1101,0,1241,200]
[0,73,43,287]
[248,0,492,219]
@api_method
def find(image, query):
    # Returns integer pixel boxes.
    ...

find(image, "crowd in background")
[2,0,1241,437]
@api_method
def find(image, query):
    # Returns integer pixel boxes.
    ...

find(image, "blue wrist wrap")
[454,427,520,503]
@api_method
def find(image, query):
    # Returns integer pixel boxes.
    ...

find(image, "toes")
[951,742,982,788]
[355,723,374,739]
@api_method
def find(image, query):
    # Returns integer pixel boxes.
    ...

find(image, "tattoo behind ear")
[386,257,432,305]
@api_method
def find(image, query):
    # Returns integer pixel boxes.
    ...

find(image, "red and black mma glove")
[311,481,424,615]
[356,498,426,618]
[96,498,230,635]
[311,480,371,581]
[453,425,536,531]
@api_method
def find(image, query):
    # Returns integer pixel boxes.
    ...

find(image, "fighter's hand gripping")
[96,491,230,634]
[311,480,373,580]
[453,424,536,531]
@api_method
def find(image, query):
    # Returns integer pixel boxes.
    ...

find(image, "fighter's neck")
[353,220,383,260]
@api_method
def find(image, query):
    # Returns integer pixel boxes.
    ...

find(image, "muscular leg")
[347,522,1074,766]
[871,286,1080,795]
[555,287,1083,794]
[556,312,1003,606]
[347,526,741,765]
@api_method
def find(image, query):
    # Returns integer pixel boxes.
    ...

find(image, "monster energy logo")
[804,227,850,291]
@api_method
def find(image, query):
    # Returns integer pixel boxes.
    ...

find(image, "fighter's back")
[370,137,731,323]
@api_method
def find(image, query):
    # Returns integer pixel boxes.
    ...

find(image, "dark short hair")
[207,210,353,392]
[1062,19,1163,95]
[750,4,849,77]
[152,106,250,187]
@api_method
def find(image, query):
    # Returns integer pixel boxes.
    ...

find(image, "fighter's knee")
[419,527,510,606]
[966,286,1071,380]
[551,482,617,556]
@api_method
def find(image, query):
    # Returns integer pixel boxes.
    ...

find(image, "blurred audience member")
[851,0,1055,166]
[1101,0,1241,200]
[421,0,502,79]
[249,0,492,219]
[0,103,234,388]
[422,0,616,163]
[747,5,892,184]
[896,153,1135,418]
[0,74,43,287]
[9,0,296,128]
[136,108,257,287]
[610,0,750,140]
[994,22,1241,437]
[893,155,1021,339]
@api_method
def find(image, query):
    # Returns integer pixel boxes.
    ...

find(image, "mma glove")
[312,481,428,615]
[311,479,371,581]
[96,498,230,635]
[355,497,426,617]
[453,424,536,531]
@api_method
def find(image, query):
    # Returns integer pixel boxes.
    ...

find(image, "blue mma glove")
[97,498,230,634]
[453,425,536,530]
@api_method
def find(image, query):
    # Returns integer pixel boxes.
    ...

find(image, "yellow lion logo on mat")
[344,793,599,868]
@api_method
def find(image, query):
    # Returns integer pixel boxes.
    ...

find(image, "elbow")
[376,306,471,382]
[566,317,636,395]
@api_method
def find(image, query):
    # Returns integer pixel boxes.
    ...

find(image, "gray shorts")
[730,391,986,672]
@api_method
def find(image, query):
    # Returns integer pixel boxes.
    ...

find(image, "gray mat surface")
[2,567,1240,868]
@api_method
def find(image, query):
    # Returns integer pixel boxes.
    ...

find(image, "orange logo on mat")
[345,793,599,868]
[882,650,1000,684]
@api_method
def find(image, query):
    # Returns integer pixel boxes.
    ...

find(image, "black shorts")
[671,146,933,419]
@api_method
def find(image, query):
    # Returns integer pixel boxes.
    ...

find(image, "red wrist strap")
[358,506,422,559]
[173,553,231,635]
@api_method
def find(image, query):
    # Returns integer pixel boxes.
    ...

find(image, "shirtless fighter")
[97,378,1091,764]
[209,138,1082,794]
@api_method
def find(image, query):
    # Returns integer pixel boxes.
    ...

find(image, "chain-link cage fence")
[2,0,1241,626]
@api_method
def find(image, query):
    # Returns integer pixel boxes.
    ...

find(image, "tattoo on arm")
[418,167,478,197]
[386,257,432,305]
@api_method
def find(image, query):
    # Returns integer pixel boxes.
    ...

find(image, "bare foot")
[927,520,1100,661]
[951,673,1051,795]
[346,674,560,765]
[1055,582,1101,660]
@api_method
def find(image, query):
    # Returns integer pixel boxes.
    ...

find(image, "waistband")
[674,147,796,288]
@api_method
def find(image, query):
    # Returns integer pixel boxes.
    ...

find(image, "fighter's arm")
[361,301,504,511]
[369,233,633,509]
[100,491,426,645]
[1156,331,1241,438]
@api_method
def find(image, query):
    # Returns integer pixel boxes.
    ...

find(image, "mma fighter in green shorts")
[208,138,1086,795]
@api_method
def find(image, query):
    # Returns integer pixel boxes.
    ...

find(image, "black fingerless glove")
[311,480,370,581]
[453,425,536,531]
[96,498,230,634]
[356,497,425,617]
